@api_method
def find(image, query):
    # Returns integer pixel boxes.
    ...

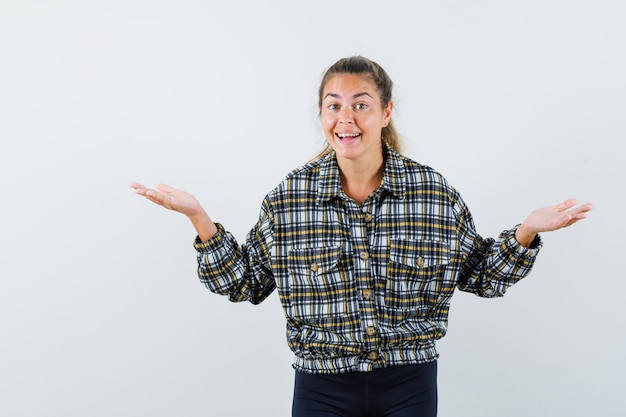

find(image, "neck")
[337,152,385,205]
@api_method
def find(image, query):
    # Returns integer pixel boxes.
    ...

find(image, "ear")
[383,100,394,126]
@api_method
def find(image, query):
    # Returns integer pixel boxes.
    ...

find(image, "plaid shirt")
[194,146,542,374]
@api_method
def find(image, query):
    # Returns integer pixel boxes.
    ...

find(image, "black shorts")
[292,361,438,417]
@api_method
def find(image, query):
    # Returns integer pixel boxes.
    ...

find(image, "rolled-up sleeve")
[194,198,276,304]
[454,193,543,298]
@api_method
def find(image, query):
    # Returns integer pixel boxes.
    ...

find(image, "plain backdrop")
[1,1,624,416]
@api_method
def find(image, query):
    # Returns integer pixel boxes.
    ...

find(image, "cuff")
[502,225,543,256]
[193,222,226,251]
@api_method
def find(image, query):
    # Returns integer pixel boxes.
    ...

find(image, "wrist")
[189,211,218,242]
[515,224,537,248]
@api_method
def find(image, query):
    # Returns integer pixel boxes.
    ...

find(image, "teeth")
[338,133,360,138]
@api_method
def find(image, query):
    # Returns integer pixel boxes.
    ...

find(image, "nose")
[338,106,354,124]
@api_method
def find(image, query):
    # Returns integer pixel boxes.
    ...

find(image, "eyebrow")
[323,92,374,100]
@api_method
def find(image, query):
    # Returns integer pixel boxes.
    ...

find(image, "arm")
[194,198,276,304]
[130,181,276,304]
[456,196,593,297]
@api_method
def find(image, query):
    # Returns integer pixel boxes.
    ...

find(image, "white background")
[1,1,624,416]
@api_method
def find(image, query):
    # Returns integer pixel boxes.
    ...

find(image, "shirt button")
[415,256,425,268]
[367,351,378,361]
[360,252,370,261]
[310,262,319,273]
[364,212,373,222]
[362,289,372,300]
[366,326,377,336]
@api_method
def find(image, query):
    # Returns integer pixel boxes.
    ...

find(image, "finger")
[143,193,164,205]
[130,181,148,195]
[556,198,578,212]
[156,183,175,194]
[580,202,595,213]
[148,187,180,208]
[559,205,593,228]
[145,188,165,201]
[129,181,144,190]
[566,202,595,218]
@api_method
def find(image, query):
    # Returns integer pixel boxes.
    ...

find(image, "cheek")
[321,114,336,132]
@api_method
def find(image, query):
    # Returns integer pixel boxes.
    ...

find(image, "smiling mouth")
[336,132,361,140]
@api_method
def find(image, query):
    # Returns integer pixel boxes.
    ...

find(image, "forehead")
[322,73,378,99]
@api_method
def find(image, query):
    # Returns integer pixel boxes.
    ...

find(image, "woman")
[131,56,593,417]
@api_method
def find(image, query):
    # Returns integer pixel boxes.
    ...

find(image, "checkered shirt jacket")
[194,145,542,375]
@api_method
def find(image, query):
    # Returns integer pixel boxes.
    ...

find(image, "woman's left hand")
[515,198,594,247]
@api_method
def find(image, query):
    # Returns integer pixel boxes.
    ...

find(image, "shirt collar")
[316,145,407,204]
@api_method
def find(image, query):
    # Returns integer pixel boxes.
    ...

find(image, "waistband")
[292,344,439,375]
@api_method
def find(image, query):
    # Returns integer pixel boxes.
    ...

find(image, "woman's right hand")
[130,182,218,241]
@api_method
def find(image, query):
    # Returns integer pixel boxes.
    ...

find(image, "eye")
[354,103,368,111]
[327,103,339,111]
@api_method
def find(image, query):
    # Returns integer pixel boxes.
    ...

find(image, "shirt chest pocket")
[287,246,356,321]
[385,238,451,311]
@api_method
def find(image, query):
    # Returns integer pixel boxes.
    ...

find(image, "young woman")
[131,56,593,417]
